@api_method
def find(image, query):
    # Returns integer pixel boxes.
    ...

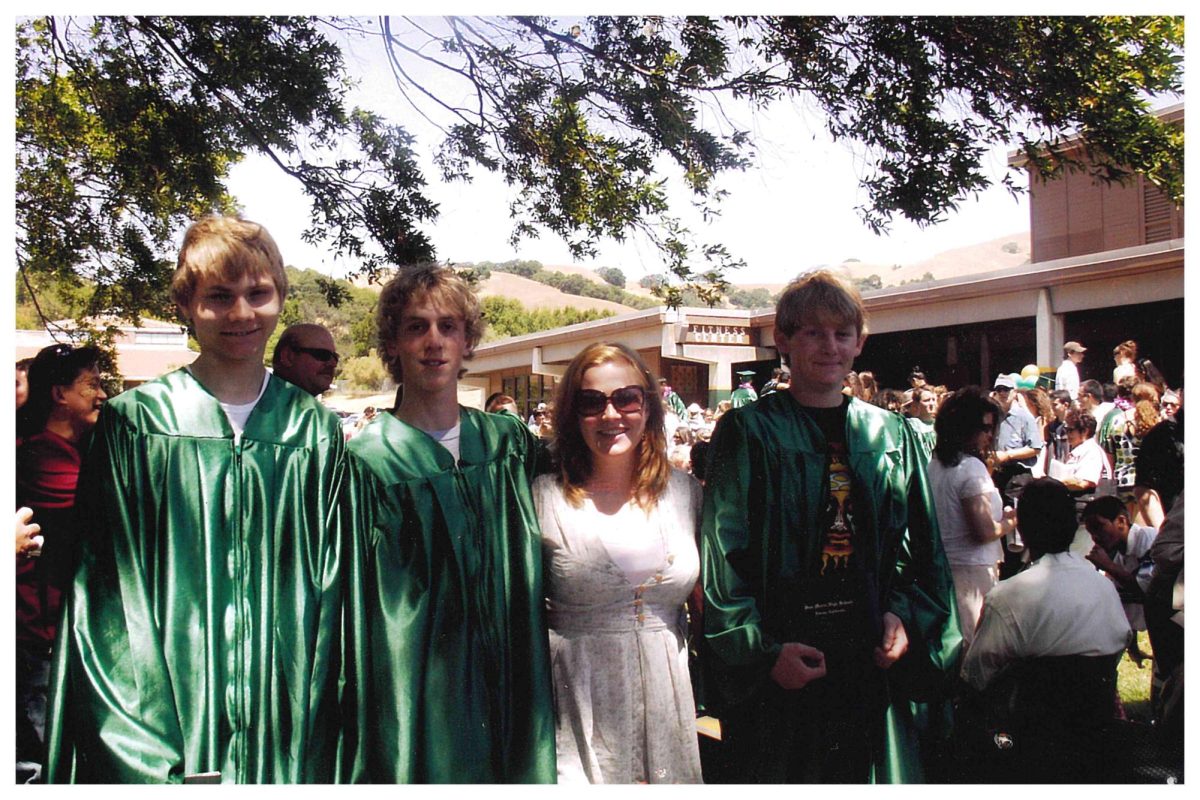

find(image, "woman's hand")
[16,507,43,558]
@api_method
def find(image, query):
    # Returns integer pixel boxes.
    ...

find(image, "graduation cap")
[736,370,756,377]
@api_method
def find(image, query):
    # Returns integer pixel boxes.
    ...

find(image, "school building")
[464,104,1183,413]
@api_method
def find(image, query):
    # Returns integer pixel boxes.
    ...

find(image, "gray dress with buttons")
[533,469,703,784]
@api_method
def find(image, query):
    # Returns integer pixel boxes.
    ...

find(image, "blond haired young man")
[47,217,349,783]
[341,265,554,783]
[701,269,960,783]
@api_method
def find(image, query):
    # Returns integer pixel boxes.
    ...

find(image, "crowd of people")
[13,215,1184,785]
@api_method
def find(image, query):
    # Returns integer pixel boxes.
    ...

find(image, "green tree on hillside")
[489,259,545,279]
[726,287,774,309]
[595,267,626,288]
[481,295,615,341]
[855,275,883,292]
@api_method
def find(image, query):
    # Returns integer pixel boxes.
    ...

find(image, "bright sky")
[225,14,1035,286]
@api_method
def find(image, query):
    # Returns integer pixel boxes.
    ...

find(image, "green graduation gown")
[45,370,348,783]
[341,407,555,783]
[664,388,687,418]
[905,416,936,462]
[700,393,961,782]
[729,385,758,408]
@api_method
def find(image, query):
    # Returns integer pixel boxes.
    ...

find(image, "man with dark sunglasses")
[272,323,339,396]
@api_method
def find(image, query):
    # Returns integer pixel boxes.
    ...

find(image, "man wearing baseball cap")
[991,372,1044,505]
[1055,341,1086,395]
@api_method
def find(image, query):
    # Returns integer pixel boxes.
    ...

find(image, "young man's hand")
[769,642,826,690]
[873,612,909,669]
[1086,545,1137,588]
[1086,544,1118,572]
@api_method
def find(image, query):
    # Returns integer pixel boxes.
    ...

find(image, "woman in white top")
[1113,340,1140,383]
[927,387,1017,646]
[534,342,703,784]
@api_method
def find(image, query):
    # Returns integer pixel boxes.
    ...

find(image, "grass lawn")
[1117,630,1154,723]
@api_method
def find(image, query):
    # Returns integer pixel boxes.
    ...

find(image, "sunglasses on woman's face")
[575,385,646,417]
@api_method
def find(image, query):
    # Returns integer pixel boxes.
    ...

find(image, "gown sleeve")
[337,454,380,784]
[45,406,187,783]
[880,422,962,700]
[700,411,782,707]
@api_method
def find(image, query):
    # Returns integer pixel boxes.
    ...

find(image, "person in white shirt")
[1055,341,1086,395]
[1113,340,1139,383]
[962,478,1131,693]
[1052,409,1112,493]
[927,387,1016,644]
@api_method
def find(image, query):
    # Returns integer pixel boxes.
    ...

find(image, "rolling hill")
[349,232,1031,314]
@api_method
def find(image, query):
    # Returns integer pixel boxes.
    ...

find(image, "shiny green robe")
[341,408,555,783]
[700,393,961,782]
[730,385,758,408]
[905,416,936,462]
[664,389,687,418]
[45,370,348,783]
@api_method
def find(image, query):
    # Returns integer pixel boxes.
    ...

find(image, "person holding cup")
[928,387,1017,646]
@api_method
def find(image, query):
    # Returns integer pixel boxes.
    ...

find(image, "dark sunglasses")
[575,385,646,417]
[292,345,339,363]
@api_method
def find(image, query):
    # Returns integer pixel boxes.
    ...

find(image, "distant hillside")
[737,233,1031,295]
[478,272,637,314]
[342,232,1031,311]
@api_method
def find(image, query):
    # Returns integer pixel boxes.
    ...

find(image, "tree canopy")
[16,15,1184,332]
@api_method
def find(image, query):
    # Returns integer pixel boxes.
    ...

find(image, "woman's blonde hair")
[551,342,670,509]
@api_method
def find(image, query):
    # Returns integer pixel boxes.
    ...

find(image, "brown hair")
[375,264,485,383]
[1065,408,1097,438]
[1132,382,1161,438]
[843,371,865,399]
[1019,387,1052,420]
[858,370,878,401]
[551,342,670,509]
[171,216,288,310]
[774,269,868,339]
[1113,340,1138,362]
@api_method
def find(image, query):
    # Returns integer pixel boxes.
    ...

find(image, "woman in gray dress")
[534,342,703,783]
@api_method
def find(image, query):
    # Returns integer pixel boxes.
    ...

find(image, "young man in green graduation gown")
[341,265,555,783]
[45,217,349,783]
[700,269,961,783]
[729,370,758,408]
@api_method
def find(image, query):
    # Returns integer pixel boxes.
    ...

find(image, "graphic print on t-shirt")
[821,444,854,575]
